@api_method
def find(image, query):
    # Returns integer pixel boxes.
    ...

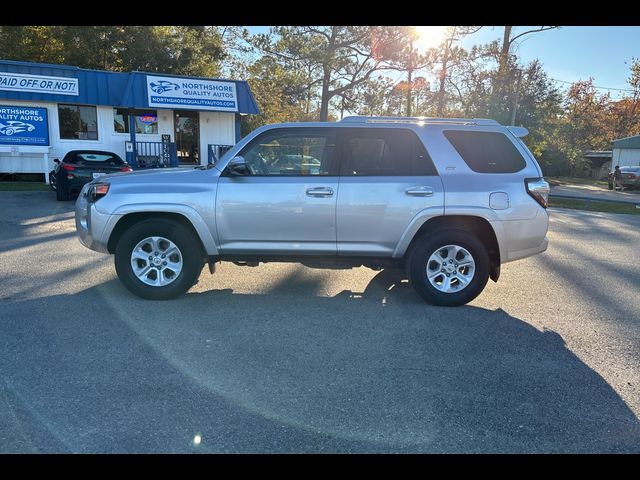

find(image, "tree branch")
[510,26,559,45]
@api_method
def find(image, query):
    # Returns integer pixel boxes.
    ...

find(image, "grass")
[549,197,640,215]
[0,182,51,191]
[547,176,608,187]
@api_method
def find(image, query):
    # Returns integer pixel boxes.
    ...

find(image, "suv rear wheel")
[407,228,490,306]
[114,218,204,300]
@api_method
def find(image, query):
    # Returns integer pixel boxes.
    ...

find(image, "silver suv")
[75,116,549,306]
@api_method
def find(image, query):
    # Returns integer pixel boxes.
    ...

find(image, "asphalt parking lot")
[0,191,639,453]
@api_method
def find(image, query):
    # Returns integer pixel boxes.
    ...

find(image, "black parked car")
[50,150,132,201]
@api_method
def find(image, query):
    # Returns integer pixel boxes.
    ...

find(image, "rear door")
[336,127,444,256]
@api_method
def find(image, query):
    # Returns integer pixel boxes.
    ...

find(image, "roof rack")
[340,116,500,126]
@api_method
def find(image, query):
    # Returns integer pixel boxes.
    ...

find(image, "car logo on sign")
[0,121,36,136]
[149,80,180,94]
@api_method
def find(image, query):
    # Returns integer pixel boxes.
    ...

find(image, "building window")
[114,108,158,134]
[58,104,98,140]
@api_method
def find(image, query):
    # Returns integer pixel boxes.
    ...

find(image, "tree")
[610,58,640,139]
[1,26,227,77]
[489,26,559,119]
[0,26,66,64]
[385,27,435,116]
[556,79,612,174]
[240,56,310,136]
[253,26,407,121]
[434,26,482,116]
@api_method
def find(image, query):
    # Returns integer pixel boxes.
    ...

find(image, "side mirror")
[54,158,60,164]
[227,156,247,176]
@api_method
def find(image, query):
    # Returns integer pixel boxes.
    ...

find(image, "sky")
[459,26,639,99]
[246,26,640,100]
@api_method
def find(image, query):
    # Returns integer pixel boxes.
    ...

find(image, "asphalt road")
[0,191,639,453]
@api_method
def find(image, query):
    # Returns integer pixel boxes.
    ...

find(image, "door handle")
[306,187,334,197]
[405,186,434,197]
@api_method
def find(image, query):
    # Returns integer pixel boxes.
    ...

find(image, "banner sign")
[0,72,79,96]
[0,105,49,146]
[146,75,238,112]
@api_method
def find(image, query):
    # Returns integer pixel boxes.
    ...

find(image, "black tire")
[114,218,204,300]
[407,228,490,307]
[49,170,57,191]
[56,181,69,201]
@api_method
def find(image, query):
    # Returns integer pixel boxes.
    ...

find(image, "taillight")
[629,174,637,179]
[120,165,133,172]
[61,164,75,171]
[87,183,110,202]
[525,178,549,209]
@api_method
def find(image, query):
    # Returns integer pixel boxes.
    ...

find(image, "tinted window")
[444,130,526,173]
[341,128,437,176]
[58,104,98,140]
[238,129,336,176]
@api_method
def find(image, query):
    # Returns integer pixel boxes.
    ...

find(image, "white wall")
[1,98,237,174]
[199,111,235,166]
[612,148,640,171]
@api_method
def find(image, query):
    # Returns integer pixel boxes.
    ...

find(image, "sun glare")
[413,26,448,50]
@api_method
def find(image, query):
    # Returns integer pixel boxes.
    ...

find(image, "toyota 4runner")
[75,116,549,306]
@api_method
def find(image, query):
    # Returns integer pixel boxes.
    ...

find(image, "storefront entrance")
[174,110,200,165]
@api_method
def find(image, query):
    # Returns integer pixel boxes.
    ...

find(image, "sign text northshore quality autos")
[146,75,238,112]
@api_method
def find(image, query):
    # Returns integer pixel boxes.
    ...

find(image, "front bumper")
[75,186,115,254]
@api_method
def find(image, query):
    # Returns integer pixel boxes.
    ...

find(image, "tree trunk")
[499,26,512,76]
[436,47,449,116]
[319,66,332,121]
[436,28,456,116]
[406,68,413,117]
[406,37,414,117]
[509,69,522,125]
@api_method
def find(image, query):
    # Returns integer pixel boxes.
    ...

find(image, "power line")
[549,77,634,93]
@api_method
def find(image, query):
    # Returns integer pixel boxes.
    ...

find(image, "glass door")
[174,110,200,165]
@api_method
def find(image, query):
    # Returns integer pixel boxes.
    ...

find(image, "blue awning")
[0,59,260,114]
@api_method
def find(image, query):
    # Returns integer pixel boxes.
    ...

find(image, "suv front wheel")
[407,229,490,307]
[114,218,204,300]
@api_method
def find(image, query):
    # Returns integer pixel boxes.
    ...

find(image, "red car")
[607,166,640,190]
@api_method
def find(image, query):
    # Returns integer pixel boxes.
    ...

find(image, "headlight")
[87,183,110,203]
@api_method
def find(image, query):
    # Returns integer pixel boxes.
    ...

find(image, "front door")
[174,110,200,165]
[215,127,339,255]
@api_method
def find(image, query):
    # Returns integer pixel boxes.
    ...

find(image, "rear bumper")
[494,207,549,264]
[505,235,549,263]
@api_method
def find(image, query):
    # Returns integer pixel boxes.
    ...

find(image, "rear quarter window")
[443,130,527,174]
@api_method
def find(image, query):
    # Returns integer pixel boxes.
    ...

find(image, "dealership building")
[0,59,260,182]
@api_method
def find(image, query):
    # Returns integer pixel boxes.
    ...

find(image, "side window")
[237,129,336,176]
[341,128,437,176]
[443,130,527,173]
